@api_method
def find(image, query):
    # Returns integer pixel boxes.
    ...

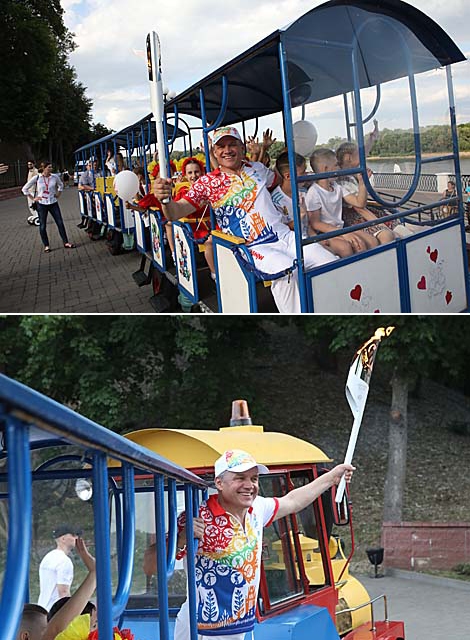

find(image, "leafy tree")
[0,316,268,433]
[458,123,470,152]
[0,1,57,144]
[267,141,286,162]
[0,2,101,169]
[326,136,347,150]
[171,150,185,161]
[2,315,470,530]
[25,0,72,48]
[90,123,114,141]
[36,59,93,168]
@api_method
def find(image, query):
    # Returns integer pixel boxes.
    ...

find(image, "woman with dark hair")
[22,161,75,253]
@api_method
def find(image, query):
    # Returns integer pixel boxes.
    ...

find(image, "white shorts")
[248,230,336,275]
[174,600,252,640]
[247,231,337,313]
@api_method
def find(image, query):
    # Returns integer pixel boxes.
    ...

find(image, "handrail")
[336,593,389,632]
[200,75,228,229]
[166,478,177,577]
[200,75,228,135]
[0,374,205,486]
[166,104,180,146]
[352,17,423,208]
[348,84,381,127]
[112,462,135,619]
[0,373,209,640]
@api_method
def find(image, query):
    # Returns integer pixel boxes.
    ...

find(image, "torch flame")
[356,326,395,371]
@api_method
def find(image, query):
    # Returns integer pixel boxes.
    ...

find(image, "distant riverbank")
[368,152,470,161]
[367,154,470,175]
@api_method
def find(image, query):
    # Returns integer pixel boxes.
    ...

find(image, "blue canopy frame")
[162,0,466,311]
[0,374,206,640]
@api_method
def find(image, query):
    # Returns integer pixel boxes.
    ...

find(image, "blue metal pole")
[112,463,135,619]
[1,415,32,640]
[92,451,114,637]
[155,474,171,640]
[446,64,470,307]
[184,484,198,640]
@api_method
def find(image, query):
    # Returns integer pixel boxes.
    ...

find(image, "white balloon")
[113,170,139,202]
[293,120,318,157]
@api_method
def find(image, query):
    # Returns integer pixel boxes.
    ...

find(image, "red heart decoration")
[445,290,452,305]
[350,284,362,301]
[430,249,438,263]
[417,276,426,290]
[426,246,431,254]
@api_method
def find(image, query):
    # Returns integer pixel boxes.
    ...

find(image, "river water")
[367,158,470,175]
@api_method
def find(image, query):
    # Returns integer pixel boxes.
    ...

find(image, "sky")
[62,0,470,148]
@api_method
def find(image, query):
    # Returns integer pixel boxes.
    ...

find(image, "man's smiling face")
[213,137,245,172]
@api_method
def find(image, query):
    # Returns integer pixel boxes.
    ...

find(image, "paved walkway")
[359,570,470,640]
[0,187,462,313]
[0,189,155,313]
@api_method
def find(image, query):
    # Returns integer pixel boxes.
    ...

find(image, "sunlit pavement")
[0,189,154,313]
[359,569,470,640]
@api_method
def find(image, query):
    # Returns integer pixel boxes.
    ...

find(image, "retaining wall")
[382,521,470,570]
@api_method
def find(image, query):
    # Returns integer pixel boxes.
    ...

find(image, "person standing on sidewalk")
[38,523,82,612]
[22,161,75,253]
[24,160,39,221]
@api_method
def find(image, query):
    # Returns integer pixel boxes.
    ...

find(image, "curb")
[385,568,470,591]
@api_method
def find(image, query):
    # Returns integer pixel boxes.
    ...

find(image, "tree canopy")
[1,315,469,430]
[0,316,269,432]
[325,123,470,156]
[1,315,470,527]
[0,1,110,167]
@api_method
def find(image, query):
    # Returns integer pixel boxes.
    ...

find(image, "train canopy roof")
[75,112,185,154]
[125,425,333,474]
[168,0,466,126]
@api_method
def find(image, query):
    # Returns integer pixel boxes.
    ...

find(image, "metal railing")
[0,161,28,190]
[336,593,389,632]
[372,172,438,191]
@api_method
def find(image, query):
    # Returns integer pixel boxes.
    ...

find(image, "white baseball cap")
[212,126,243,145]
[214,449,269,478]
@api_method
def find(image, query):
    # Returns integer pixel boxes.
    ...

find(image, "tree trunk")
[59,139,65,172]
[383,370,409,522]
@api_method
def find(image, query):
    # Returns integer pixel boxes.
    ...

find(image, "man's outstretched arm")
[274,463,355,521]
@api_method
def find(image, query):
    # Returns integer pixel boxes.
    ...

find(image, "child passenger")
[271,152,309,237]
[305,148,378,257]
[336,141,396,244]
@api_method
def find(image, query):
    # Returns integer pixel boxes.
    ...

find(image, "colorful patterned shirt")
[271,185,310,238]
[177,493,279,636]
[182,162,290,247]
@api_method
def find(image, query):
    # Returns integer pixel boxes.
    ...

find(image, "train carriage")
[1,375,405,640]
[75,0,468,313]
